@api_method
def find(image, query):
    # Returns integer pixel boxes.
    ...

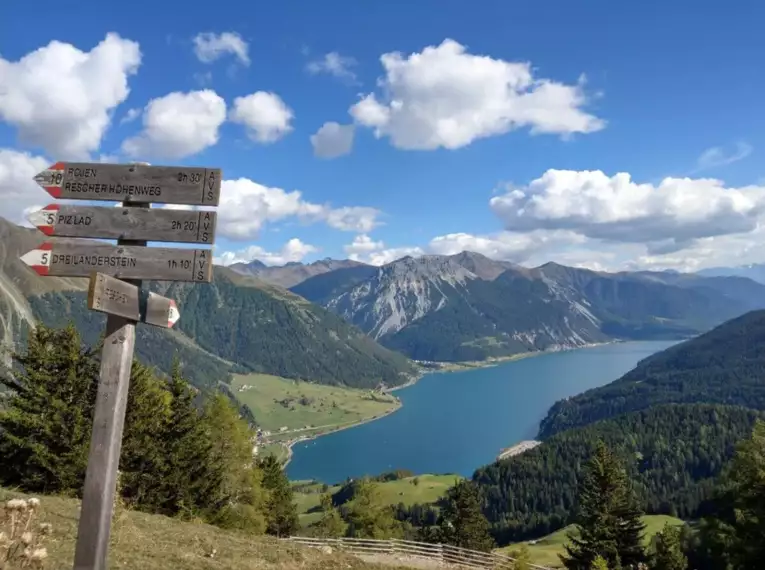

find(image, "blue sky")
[1,0,763,271]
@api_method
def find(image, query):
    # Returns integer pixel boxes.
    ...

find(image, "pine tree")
[436,480,495,552]
[345,479,403,539]
[315,492,347,538]
[561,441,646,570]
[157,358,223,517]
[258,454,298,537]
[118,360,173,511]
[0,324,99,494]
[724,419,765,570]
[651,523,688,570]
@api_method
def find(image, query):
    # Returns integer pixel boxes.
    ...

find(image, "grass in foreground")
[232,373,399,433]
[0,488,412,570]
[498,514,684,568]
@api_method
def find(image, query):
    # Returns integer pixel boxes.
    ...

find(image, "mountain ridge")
[229,257,368,288]
[293,252,765,362]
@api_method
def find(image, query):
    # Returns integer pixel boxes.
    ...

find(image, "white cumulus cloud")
[121,90,227,159]
[193,32,250,66]
[0,33,141,159]
[0,149,51,224]
[230,92,294,143]
[428,230,583,262]
[215,238,318,266]
[218,178,381,240]
[306,52,358,83]
[310,122,355,159]
[490,169,765,253]
[349,39,604,150]
[344,234,424,266]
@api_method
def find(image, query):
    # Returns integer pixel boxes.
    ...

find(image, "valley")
[3,213,765,569]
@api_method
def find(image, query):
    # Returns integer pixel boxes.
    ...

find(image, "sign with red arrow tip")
[32,161,222,206]
[27,204,217,244]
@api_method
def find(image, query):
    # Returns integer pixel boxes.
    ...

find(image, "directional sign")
[87,273,181,328]
[33,161,221,206]
[21,243,213,282]
[28,204,217,244]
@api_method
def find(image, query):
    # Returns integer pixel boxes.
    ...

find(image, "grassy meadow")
[231,373,400,434]
[291,474,461,528]
[0,488,412,570]
[498,514,685,568]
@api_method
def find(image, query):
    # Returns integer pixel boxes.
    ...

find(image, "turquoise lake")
[286,341,678,483]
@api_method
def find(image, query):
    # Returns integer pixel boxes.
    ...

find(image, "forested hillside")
[27,268,416,390]
[472,403,761,544]
[539,309,765,438]
[27,291,232,390]
[1,217,416,391]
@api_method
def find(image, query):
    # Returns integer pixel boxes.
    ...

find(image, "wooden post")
[72,180,150,569]
[23,159,219,569]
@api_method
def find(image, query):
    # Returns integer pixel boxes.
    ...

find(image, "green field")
[499,514,684,568]
[231,373,400,433]
[371,475,461,506]
[291,474,460,528]
[291,481,342,527]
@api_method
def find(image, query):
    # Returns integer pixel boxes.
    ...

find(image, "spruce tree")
[258,454,299,537]
[0,324,99,494]
[436,480,495,552]
[724,419,765,569]
[344,478,402,539]
[119,361,173,511]
[157,359,223,517]
[561,441,646,570]
[651,522,688,570]
[315,492,347,538]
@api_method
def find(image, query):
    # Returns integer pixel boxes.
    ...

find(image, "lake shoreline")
[280,340,618,469]
[280,397,403,469]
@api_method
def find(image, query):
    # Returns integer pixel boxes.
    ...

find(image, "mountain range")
[229,258,366,288]
[697,263,765,285]
[289,252,765,362]
[4,214,765,388]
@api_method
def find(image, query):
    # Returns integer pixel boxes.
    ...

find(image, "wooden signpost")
[21,242,213,282]
[28,204,217,244]
[21,160,221,570]
[88,272,181,328]
[32,161,222,206]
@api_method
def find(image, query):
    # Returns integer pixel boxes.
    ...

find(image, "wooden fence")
[283,536,553,569]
